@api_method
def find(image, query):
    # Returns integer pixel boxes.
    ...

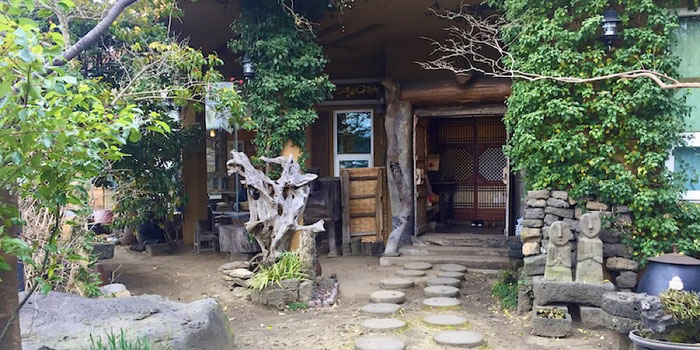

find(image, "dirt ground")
[101,247,626,350]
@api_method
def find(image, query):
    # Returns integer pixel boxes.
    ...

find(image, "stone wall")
[520,190,638,291]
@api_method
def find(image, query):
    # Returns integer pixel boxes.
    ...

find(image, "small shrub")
[660,289,700,324]
[248,251,309,291]
[536,308,566,319]
[287,302,308,311]
[491,269,518,311]
[87,329,164,350]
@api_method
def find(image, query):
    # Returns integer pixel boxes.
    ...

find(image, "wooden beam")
[399,79,511,106]
[415,104,507,118]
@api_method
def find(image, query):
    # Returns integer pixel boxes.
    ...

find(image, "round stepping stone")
[423,297,461,308]
[425,277,461,287]
[355,336,405,350]
[423,314,468,327]
[437,271,465,280]
[403,262,432,270]
[433,330,484,348]
[440,264,468,273]
[370,290,406,304]
[396,269,425,277]
[360,318,407,331]
[360,303,401,315]
[380,278,414,289]
[424,285,459,298]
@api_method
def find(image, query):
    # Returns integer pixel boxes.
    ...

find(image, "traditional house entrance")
[414,108,509,236]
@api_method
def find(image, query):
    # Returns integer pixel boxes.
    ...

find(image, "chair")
[194,220,219,253]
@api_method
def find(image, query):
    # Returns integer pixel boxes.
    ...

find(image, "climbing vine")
[495,0,700,260]
[229,0,334,163]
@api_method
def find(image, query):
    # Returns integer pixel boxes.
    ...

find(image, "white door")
[334,110,374,176]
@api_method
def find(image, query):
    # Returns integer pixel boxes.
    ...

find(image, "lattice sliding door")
[438,118,507,222]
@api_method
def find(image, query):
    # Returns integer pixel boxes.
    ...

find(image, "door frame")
[413,105,510,238]
[333,109,374,176]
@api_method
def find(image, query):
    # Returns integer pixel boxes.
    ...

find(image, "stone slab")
[19,292,232,350]
[425,277,461,288]
[532,277,615,307]
[360,318,407,331]
[360,303,401,315]
[380,278,414,289]
[146,243,170,256]
[423,297,460,308]
[396,269,425,277]
[602,292,643,320]
[423,314,468,327]
[424,285,459,298]
[370,290,406,304]
[355,336,405,350]
[527,190,550,200]
[433,331,484,348]
[580,306,606,330]
[440,264,468,272]
[403,262,432,270]
[531,310,572,338]
[523,255,546,276]
[615,271,637,289]
[437,271,465,280]
[606,257,639,272]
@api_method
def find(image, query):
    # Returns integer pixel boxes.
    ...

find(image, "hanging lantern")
[241,53,256,81]
[601,9,621,48]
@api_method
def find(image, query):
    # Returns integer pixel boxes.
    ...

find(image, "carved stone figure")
[544,221,573,281]
[576,213,604,283]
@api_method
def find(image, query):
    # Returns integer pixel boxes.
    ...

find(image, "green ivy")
[228,0,334,162]
[494,0,700,261]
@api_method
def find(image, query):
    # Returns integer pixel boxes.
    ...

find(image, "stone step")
[412,233,507,248]
[379,255,510,270]
[399,245,509,257]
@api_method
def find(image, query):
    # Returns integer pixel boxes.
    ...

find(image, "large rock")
[543,213,559,226]
[546,198,570,208]
[640,295,679,334]
[603,243,632,258]
[523,255,546,276]
[522,242,541,256]
[551,191,568,200]
[606,257,639,272]
[218,261,250,271]
[532,277,615,307]
[522,219,544,228]
[19,292,233,350]
[527,190,550,200]
[586,201,609,211]
[600,229,621,244]
[602,292,644,320]
[526,199,547,208]
[524,208,545,219]
[615,271,637,289]
[544,207,574,218]
[520,228,542,243]
[226,268,254,279]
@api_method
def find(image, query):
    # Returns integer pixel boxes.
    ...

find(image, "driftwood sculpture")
[226,151,324,266]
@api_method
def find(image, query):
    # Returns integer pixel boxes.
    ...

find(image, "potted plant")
[630,289,700,349]
[531,306,572,338]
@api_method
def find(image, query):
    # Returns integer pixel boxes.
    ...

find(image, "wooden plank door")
[414,116,429,235]
[340,167,391,251]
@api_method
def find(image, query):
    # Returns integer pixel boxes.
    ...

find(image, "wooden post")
[340,170,351,256]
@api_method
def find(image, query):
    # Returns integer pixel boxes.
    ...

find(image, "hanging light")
[601,9,621,49]
[209,129,216,138]
[241,53,256,81]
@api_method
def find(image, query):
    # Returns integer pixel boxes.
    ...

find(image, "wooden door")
[340,167,392,249]
[414,116,429,235]
[438,118,507,223]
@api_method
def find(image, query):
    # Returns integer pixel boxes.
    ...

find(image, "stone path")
[354,263,486,349]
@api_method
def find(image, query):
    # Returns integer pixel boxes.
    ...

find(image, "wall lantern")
[601,9,621,49]
[241,53,256,81]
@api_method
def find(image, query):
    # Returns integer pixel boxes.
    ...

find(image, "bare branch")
[420,5,700,90]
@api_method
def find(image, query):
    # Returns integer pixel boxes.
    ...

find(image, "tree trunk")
[382,80,414,256]
[0,189,22,350]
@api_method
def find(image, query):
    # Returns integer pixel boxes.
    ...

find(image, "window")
[334,110,373,176]
[670,12,700,201]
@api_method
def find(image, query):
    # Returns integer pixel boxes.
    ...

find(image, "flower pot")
[629,330,700,350]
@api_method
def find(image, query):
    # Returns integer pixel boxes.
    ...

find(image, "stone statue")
[575,213,604,283]
[544,221,573,281]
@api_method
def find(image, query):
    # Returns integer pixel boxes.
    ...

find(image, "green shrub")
[248,251,309,291]
[87,329,165,350]
[655,289,700,343]
[287,302,308,311]
[491,270,519,311]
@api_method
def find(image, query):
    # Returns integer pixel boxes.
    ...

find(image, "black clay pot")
[629,330,700,350]
[637,252,700,296]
